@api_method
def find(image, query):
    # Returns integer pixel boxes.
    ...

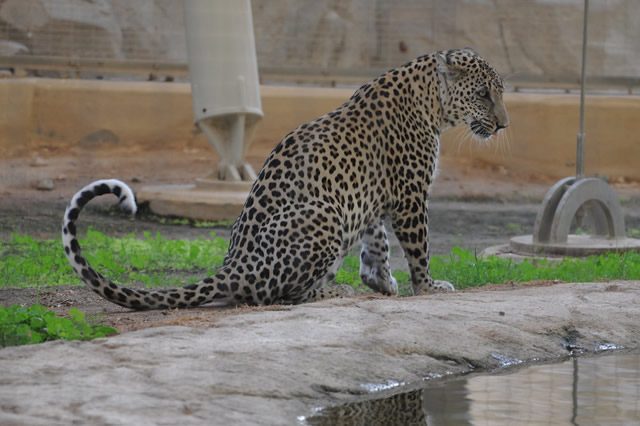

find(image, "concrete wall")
[2,1,639,79]
[1,78,639,180]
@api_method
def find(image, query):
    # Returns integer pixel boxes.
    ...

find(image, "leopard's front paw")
[360,263,398,296]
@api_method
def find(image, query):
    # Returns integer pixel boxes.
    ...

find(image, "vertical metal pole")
[571,358,579,425]
[576,0,589,179]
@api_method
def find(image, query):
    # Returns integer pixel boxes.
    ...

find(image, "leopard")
[61,48,509,310]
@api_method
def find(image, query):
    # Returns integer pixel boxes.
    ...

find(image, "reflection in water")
[303,351,640,425]
[466,352,640,425]
[304,380,473,426]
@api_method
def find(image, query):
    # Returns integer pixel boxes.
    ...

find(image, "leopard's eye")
[477,89,488,98]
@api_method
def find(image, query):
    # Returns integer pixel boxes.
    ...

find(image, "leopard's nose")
[492,122,508,136]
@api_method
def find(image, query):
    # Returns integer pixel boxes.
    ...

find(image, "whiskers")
[450,125,475,156]
[490,125,513,159]
[449,123,512,159]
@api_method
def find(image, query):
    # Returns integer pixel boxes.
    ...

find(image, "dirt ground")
[2,149,640,333]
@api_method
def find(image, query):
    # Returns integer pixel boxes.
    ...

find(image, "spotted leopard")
[62,48,509,310]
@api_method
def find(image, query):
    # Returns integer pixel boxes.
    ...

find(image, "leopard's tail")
[62,179,232,310]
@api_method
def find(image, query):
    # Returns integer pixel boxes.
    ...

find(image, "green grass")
[1,230,229,288]
[0,304,116,347]
[327,247,639,296]
[431,247,639,291]
[1,231,639,297]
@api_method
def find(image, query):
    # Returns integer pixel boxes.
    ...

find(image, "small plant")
[506,222,521,231]
[574,227,590,235]
[194,220,236,228]
[485,225,500,233]
[0,304,117,347]
[334,255,361,288]
[391,270,412,296]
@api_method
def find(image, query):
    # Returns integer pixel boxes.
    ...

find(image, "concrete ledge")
[1,78,640,179]
[136,184,250,221]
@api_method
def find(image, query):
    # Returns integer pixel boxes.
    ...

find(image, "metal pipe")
[183,0,263,183]
[576,0,589,179]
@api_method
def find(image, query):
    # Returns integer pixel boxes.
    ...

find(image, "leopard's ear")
[436,51,465,82]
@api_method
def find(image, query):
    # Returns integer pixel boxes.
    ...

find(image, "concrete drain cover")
[485,176,640,260]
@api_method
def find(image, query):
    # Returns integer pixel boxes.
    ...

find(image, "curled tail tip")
[67,179,137,218]
[62,178,137,248]
[96,179,137,215]
[103,179,137,215]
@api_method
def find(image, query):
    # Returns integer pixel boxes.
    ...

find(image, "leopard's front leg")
[392,201,454,294]
[359,221,398,296]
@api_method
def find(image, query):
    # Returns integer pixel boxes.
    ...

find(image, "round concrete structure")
[485,234,640,260]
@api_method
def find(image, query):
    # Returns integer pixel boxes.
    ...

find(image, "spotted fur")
[62,49,509,310]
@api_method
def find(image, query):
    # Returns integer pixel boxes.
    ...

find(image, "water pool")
[303,351,640,425]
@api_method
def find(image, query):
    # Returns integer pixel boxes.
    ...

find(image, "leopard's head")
[436,48,509,140]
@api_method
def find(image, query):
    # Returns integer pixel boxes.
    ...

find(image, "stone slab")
[1,281,639,425]
[136,183,250,222]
